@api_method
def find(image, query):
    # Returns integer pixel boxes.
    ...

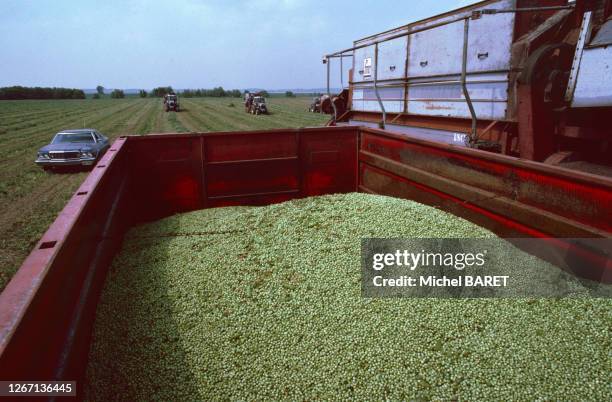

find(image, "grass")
[0,97,328,291]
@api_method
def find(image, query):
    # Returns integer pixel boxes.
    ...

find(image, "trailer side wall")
[0,125,609,392]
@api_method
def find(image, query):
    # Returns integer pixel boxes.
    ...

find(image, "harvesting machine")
[0,0,611,396]
[324,0,612,171]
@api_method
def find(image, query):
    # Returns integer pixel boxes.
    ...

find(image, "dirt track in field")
[0,96,328,291]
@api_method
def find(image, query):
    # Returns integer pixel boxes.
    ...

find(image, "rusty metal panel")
[359,161,546,238]
[406,74,509,120]
[359,160,611,282]
[359,128,612,235]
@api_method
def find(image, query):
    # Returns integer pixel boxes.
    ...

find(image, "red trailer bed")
[0,126,610,389]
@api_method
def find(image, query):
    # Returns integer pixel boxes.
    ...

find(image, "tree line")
[91,86,246,99]
[180,87,242,98]
[0,86,86,100]
[1,85,295,101]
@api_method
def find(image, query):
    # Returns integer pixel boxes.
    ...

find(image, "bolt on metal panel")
[407,20,464,78]
[376,36,408,81]
[466,0,515,73]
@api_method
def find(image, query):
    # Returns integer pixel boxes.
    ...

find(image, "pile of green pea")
[85,193,611,401]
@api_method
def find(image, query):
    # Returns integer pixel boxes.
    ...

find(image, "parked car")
[35,129,110,170]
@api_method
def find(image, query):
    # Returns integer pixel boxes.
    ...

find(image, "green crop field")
[0,97,328,291]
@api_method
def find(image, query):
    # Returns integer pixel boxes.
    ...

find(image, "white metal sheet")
[353,45,375,82]
[407,20,464,78]
[349,0,515,120]
[348,120,469,147]
[361,100,403,113]
[352,86,405,113]
[466,10,514,72]
[377,37,408,80]
[589,18,612,47]
[407,99,507,120]
[571,46,612,107]
[407,81,508,101]
[405,72,510,119]
[353,0,515,47]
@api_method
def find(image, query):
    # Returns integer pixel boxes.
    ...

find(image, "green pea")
[85,193,611,401]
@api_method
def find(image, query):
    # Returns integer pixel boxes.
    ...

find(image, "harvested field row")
[0,97,328,292]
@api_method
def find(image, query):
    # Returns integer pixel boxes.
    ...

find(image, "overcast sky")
[1,0,473,90]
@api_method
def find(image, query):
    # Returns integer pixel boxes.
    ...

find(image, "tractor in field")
[309,96,321,113]
[245,92,268,115]
[163,93,179,112]
[249,96,268,115]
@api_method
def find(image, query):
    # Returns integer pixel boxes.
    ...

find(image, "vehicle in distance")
[35,129,110,170]
[163,93,179,112]
[309,96,321,113]
[249,96,268,115]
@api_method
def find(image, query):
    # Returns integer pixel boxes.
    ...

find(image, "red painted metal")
[360,128,612,234]
[514,0,570,39]
[0,125,609,390]
[0,137,130,384]
[127,128,358,220]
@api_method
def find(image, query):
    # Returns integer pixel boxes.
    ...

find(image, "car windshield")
[255,97,265,103]
[52,133,95,144]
